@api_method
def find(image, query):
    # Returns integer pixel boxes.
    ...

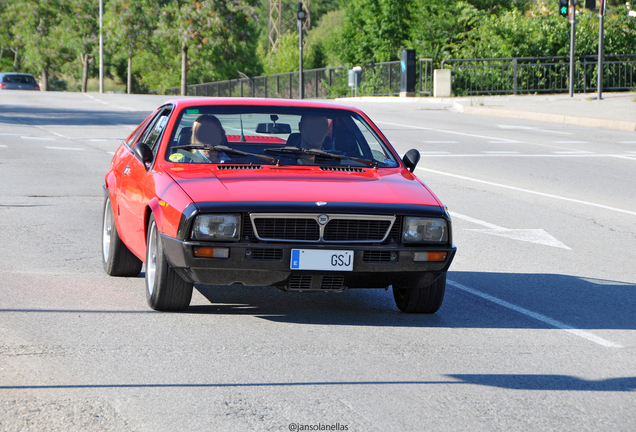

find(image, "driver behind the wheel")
[297,115,332,150]
[191,114,228,163]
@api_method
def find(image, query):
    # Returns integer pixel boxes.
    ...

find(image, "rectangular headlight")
[402,217,447,243]
[191,214,240,241]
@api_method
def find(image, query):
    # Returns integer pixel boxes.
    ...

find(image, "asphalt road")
[1,91,634,431]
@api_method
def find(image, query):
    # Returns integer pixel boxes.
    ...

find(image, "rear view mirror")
[256,123,292,134]
[402,149,420,172]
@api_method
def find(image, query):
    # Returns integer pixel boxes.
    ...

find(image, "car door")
[117,106,173,259]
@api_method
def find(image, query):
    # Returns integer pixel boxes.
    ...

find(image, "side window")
[140,109,172,155]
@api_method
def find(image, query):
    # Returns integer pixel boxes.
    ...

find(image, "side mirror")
[402,149,420,172]
[133,143,154,168]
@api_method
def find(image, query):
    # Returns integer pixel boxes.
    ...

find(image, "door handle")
[123,166,130,175]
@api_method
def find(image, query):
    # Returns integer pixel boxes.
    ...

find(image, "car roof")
[164,98,361,114]
[0,72,35,76]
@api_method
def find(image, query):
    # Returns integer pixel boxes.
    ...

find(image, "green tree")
[0,0,22,71]
[156,0,258,96]
[7,0,70,90]
[61,0,99,92]
[338,0,413,65]
[105,0,156,94]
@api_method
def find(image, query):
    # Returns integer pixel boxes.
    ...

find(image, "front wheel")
[145,215,193,311]
[393,273,446,314]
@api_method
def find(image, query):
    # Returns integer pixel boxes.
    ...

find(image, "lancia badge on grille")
[318,214,329,225]
[316,201,327,206]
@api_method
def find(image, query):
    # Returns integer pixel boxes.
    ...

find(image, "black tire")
[102,197,143,277]
[145,215,193,311]
[393,273,447,314]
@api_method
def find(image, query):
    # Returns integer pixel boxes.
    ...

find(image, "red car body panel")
[166,166,442,208]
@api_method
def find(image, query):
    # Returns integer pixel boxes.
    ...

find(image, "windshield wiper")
[264,146,340,159]
[171,144,279,165]
[265,146,378,168]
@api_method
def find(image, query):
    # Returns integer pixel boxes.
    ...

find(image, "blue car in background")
[0,73,40,91]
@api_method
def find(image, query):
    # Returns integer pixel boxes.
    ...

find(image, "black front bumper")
[162,235,456,291]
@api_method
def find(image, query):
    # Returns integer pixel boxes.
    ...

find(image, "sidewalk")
[338,92,636,132]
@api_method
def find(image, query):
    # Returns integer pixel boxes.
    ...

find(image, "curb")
[453,102,636,132]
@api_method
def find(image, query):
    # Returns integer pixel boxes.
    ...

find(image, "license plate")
[290,249,353,271]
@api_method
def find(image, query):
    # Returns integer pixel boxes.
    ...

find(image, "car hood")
[166,166,442,207]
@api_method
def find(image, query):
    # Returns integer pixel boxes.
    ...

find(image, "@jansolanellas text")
[289,423,348,431]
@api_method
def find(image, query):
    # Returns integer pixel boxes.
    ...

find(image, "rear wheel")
[393,273,446,314]
[145,215,193,311]
[102,197,142,277]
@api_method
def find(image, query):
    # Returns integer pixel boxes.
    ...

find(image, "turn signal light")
[413,252,447,262]
[193,247,230,258]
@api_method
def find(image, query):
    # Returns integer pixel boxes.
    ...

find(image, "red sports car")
[102,98,456,313]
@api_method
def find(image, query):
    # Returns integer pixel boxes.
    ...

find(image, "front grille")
[247,248,283,261]
[250,214,395,243]
[242,216,256,242]
[386,216,402,243]
[323,219,391,242]
[253,218,320,241]
[288,275,345,291]
[321,276,345,290]
[363,250,393,263]
[289,275,312,291]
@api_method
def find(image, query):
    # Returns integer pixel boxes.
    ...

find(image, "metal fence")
[160,59,433,98]
[441,55,636,96]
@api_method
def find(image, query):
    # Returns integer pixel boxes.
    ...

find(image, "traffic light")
[559,0,569,16]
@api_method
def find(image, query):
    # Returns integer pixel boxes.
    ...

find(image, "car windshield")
[164,106,400,168]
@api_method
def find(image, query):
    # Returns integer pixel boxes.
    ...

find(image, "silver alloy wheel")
[102,200,112,262]
[146,221,157,296]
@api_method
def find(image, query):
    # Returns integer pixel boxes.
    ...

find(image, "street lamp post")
[99,0,104,94]
[569,0,577,97]
[297,2,306,99]
[597,0,606,100]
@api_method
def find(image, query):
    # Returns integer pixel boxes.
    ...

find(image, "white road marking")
[448,279,623,348]
[620,141,636,144]
[376,120,520,142]
[0,145,7,148]
[417,167,636,216]
[552,151,593,154]
[378,120,588,152]
[497,125,573,135]
[627,151,636,154]
[46,146,84,151]
[423,141,459,144]
[449,211,570,249]
[49,132,66,138]
[421,151,451,154]
[90,139,108,142]
[554,141,589,144]
[482,151,519,154]
[21,136,55,141]
[106,151,115,155]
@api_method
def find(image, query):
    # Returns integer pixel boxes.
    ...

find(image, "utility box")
[434,69,451,98]
[400,49,416,97]
[348,66,362,97]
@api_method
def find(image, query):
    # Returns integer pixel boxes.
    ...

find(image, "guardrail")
[441,55,636,96]
[159,59,433,98]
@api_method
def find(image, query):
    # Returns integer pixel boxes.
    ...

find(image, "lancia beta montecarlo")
[102,98,456,313]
